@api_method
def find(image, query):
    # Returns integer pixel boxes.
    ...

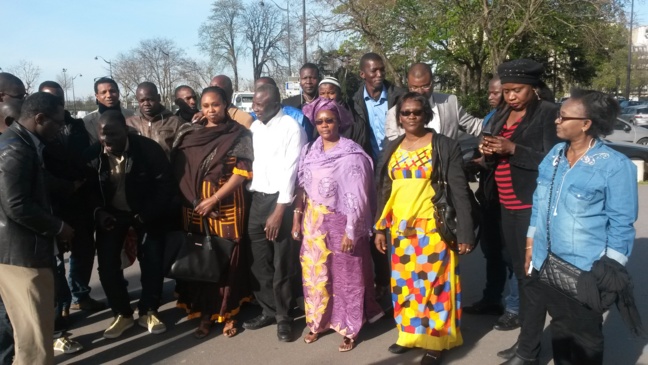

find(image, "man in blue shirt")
[352,53,406,162]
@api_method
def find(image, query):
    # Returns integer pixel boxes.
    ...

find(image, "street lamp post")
[62,68,69,107]
[302,0,307,63]
[71,73,82,114]
[626,0,634,100]
[261,0,291,75]
[95,55,113,78]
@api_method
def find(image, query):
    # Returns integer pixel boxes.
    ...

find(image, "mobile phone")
[482,131,493,137]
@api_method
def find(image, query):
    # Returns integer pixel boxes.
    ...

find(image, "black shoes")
[388,343,410,354]
[493,311,521,331]
[421,351,442,365]
[497,341,519,360]
[463,299,504,315]
[242,314,276,330]
[277,320,293,342]
[499,355,539,365]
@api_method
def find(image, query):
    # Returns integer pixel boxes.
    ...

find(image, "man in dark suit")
[0,92,75,365]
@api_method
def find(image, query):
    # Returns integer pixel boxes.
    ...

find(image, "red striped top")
[495,120,532,210]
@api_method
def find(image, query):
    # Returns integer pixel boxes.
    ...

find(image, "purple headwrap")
[302,97,353,132]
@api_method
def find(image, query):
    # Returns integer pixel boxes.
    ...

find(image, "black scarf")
[98,100,122,114]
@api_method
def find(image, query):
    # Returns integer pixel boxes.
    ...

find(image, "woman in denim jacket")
[511,90,638,365]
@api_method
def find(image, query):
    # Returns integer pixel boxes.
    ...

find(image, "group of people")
[0,52,640,365]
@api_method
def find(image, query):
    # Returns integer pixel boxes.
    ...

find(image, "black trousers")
[248,192,299,322]
[518,272,604,364]
[478,203,508,304]
[96,210,164,317]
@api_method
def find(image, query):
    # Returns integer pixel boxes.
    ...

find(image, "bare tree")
[7,60,41,93]
[199,0,246,90]
[112,38,209,109]
[245,3,287,80]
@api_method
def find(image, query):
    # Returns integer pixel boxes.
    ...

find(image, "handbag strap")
[545,152,561,253]
[431,133,446,190]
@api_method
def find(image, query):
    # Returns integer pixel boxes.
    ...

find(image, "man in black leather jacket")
[0,92,75,365]
[84,110,174,339]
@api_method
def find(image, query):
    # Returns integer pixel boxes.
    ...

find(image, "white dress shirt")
[249,109,307,204]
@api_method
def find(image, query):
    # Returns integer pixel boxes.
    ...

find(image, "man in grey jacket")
[384,63,482,140]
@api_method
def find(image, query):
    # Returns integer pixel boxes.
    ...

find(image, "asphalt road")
[54,186,648,365]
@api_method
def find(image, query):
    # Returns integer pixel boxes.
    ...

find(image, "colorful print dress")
[375,144,463,351]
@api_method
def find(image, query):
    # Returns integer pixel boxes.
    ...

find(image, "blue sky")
[2,0,648,98]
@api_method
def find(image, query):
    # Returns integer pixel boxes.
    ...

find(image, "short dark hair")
[360,52,384,71]
[94,77,119,94]
[395,92,433,128]
[98,110,127,127]
[568,89,620,138]
[300,63,320,77]
[19,92,62,121]
[137,81,159,95]
[256,84,281,103]
[174,85,195,98]
[38,81,63,91]
[201,86,231,109]
[0,72,24,94]
[256,77,277,87]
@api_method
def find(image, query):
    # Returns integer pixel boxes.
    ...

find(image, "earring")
[534,88,541,100]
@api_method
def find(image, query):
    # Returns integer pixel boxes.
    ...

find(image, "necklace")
[567,138,594,167]
[402,134,426,150]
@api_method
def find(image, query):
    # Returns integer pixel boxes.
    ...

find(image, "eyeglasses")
[314,118,336,125]
[556,112,589,123]
[399,110,424,117]
[409,83,433,93]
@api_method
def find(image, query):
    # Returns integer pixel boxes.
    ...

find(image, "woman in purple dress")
[291,97,384,352]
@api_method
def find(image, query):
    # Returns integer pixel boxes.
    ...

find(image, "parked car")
[620,105,648,126]
[607,118,648,145]
[232,92,254,113]
[619,100,647,108]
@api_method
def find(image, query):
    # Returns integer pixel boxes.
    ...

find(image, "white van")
[232,92,254,113]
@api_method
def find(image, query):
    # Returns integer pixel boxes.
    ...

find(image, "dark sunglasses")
[2,91,28,100]
[555,111,589,123]
[399,110,423,117]
[314,118,336,125]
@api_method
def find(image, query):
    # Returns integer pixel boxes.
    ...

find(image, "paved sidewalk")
[54,187,648,365]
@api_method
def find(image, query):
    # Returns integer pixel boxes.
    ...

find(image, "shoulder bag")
[538,152,589,304]
[431,133,480,251]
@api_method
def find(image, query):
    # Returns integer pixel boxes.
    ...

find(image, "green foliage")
[457,90,490,118]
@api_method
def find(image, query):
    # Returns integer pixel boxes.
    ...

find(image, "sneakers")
[71,297,107,312]
[54,336,83,354]
[138,311,167,334]
[103,315,135,339]
[493,311,521,331]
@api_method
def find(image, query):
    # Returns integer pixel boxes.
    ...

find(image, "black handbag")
[163,214,235,283]
[430,133,480,251]
[537,152,586,304]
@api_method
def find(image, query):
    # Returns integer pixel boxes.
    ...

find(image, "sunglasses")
[399,110,424,117]
[314,118,336,125]
[555,111,589,123]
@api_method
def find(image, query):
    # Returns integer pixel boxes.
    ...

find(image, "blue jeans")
[0,298,13,365]
[96,210,164,317]
[504,269,520,315]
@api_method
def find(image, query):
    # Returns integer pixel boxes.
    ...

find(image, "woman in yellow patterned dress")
[374,92,475,365]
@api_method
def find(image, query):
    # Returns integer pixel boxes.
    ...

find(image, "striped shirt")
[495,120,532,210]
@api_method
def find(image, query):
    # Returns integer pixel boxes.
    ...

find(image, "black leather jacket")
[375,130,475,245]
[0,123,63,268]
[84,134,175,230]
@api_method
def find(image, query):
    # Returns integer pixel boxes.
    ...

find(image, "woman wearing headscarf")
[508,90,640,365]
[314,77,367,149]
[292,97,383,352]
[479,59,560,364]
[171,86,253,339]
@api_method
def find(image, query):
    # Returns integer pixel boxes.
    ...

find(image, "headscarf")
[302,97,353,132]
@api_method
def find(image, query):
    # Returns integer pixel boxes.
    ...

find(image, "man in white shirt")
[243,84,307,343]
[384,63,482,140]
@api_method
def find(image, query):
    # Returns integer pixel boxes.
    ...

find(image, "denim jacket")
[527,140,637,271]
